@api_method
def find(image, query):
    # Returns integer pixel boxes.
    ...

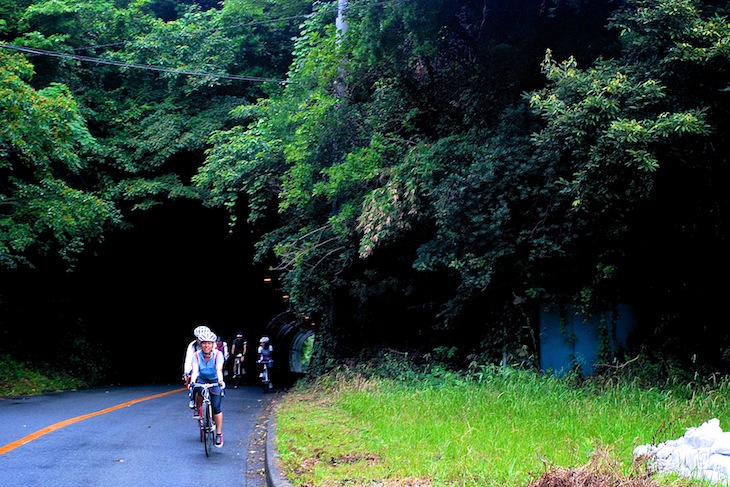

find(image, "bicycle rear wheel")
[261,366,269,393]
[234,361,244,387]
[203,402,214,457]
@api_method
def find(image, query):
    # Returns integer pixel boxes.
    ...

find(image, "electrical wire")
[0,43,287,83]
[0,0,409,83]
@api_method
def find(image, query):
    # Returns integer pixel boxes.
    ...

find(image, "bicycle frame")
[259,361,273,392]
[233,354,245,384]
[193,382,217,456]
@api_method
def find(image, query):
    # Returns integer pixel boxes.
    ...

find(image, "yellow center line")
[0,387,187,455]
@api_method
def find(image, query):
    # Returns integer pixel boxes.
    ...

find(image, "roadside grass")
[274,364,730,487]
[0,354,87,397]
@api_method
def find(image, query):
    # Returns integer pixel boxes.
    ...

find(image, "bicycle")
[259,360,273,393]
[193,382,217,456]
[232,354,245,386]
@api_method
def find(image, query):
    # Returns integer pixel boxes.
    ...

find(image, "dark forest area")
[1,200,286,383]
[2,0,730,387]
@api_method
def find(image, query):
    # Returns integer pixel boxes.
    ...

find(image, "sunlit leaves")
[608,0,702,61]
[0,52,96,174]
[12,178,118,253]
[0,51,119,268]
[528,48,710,211]
[357,167,418,258]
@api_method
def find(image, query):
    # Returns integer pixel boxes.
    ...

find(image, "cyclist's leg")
[186,375,195,408]
[211,388,224,447]
[192,385,203,418]
[211,390,223,433]
[214,411,223,434]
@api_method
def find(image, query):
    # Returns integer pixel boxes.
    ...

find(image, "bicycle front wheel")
[203,402,214,457]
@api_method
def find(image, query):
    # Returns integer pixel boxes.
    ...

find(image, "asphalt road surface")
[0,383,278,486]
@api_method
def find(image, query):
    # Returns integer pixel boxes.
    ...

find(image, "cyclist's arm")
[190,355,200,384]
[216,351,225,384]
[183,342,195,375]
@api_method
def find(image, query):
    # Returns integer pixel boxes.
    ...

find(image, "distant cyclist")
[230,332,247,379]
[190,329,226,448]
[215,335,230,376]
[257,336,273,377]
[183,325,212,408]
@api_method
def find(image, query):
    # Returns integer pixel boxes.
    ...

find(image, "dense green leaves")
[0,50,119,268]
[2,0,308,267]
[2,0,730,372]
[196,0,730,369]
[528,50,711,211]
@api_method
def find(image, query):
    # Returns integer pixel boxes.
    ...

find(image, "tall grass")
[274,364,730,487]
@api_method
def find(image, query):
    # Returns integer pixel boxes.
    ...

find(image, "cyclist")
[230,332,247,379]
[257,336,273,378]
[191,329,226,448]
[183,325,212,408]
[215,335,230,376]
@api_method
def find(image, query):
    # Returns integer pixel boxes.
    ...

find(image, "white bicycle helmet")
[194,325,211,339]
[260,336,270,344]
[199,330,217,343]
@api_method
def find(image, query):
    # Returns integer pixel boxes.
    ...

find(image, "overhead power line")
[0,0,410,83]
[0,43,287,84]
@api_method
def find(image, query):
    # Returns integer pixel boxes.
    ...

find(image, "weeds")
[0,354,87,397]
[275,354,730,487]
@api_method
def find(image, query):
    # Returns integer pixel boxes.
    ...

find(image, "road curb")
[266,402,293,487]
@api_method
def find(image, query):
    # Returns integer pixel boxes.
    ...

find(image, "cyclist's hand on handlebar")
[218,381,226,389]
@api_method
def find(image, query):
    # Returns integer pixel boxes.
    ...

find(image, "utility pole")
[335,0,348,97]
[336,0,348,36]
[316,0,347,373]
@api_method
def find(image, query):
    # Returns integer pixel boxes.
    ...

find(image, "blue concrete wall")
[539,304,635,376]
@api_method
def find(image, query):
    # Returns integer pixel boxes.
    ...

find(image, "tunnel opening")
[263,311,316,387]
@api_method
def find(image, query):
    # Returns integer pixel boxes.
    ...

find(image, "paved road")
[0,383,278,487]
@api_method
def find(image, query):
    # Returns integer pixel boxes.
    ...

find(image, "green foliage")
[3,0,729,378]
[528,49,710,211]
[1,0,308,270]
[0,50,121,268]
[300,334,314,370]
[0,353,88,396]
[198,0,730,369]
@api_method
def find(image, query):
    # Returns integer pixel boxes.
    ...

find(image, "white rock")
[706,453,730,479]
[634,418,730,485]
[712,432,730,455]
[685,419,723,448]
